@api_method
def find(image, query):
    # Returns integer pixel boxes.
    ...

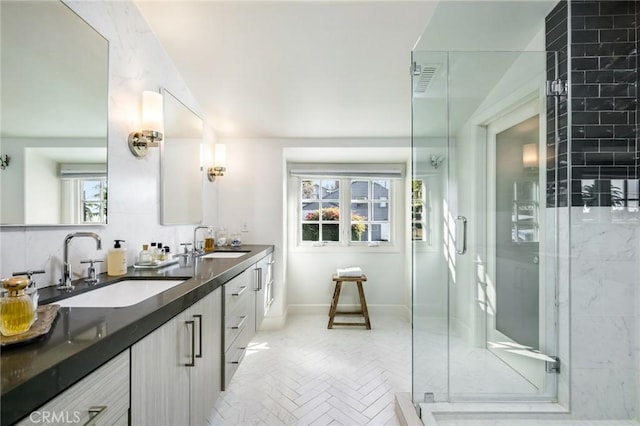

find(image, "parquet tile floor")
[212,314,411,426]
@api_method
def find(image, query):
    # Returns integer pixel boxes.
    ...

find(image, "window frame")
[296,176,395,248]
[78,177,107,224]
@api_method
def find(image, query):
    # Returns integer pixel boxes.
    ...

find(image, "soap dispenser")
[107,239,127,276]
[0,276,35,336]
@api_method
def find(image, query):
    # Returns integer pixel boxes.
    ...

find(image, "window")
[301,179,340,242]
[79,178,107,223]
[298,177,392,245]
[350,180,390,242]
[411,179,427,241]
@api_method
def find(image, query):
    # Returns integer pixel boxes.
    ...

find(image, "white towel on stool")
[336,266,363,277]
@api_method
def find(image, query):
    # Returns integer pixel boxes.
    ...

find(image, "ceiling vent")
[413,64,439,94]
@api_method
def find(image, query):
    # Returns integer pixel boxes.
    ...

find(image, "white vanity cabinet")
[18,350,130,426]
[254,253,274,331]
[131,287,221,426]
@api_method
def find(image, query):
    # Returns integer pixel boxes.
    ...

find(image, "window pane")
[351,202,368,220]
[302,224,319,241]
[321,180,340,200]
[302,202,319,221]
[83,203,101,222]
[83,180,101,201]
[302,180,320,200]
[352,224,368,242]
[371,223,390,242]
[351,180,368,200]
[372,202,389,221]
[373,180,390,199]
[323,224,340,241]
[321,204,340,221]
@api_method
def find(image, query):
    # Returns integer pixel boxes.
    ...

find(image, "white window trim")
[288,168,404,254]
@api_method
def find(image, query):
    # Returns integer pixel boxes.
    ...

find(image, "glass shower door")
[412,50,561,407]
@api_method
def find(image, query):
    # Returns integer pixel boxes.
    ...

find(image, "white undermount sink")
[54,279,185,308]
[200,251,248,259]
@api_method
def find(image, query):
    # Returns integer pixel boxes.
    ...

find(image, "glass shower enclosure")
[411,50,564,410]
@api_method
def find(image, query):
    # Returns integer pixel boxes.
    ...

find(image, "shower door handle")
[456,216,467,255]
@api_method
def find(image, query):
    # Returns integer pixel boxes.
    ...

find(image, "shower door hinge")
[546,79,567,97]
[411,62,421,76]
[546,356,560,374]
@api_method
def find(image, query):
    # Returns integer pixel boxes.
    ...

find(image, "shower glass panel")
[412,50,562,408]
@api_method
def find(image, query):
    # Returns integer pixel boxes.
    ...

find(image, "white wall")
[216,138,411,327]
[0,1,216,287]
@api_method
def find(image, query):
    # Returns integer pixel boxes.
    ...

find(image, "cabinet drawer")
[224,309,249,352]
[18,350,129,426]
[224,322,251,389]
[224,269,252,315]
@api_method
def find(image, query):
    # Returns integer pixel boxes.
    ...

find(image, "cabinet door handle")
[83,405,107,426]
[231,315,247,330]
[193,314,203,358]
[185,320,195,367]
[255,267,263,291]
[456,216,468,255]
[231,286,247,297]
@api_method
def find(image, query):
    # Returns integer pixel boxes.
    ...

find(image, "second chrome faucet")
[58,232,102,291]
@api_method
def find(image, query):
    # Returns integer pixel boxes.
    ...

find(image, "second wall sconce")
[129,91,164,158]
[522,142,539,169]
[207,143,227,181]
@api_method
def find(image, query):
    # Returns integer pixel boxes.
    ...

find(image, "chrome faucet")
[193,225,212,254]
[58,232,102,291]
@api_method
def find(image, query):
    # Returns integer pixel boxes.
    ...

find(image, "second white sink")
[54,279,185,308]
[200,251,248,259]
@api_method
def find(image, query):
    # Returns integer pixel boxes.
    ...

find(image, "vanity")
[0,245,274,425]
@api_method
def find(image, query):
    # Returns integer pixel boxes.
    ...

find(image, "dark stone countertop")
[0,245,273,426]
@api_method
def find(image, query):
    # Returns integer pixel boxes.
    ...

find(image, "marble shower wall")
[0,0,216,286]
[570,207,638,419]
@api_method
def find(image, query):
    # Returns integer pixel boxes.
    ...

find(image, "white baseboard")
[259,309,288,331]
[288,304,408,317]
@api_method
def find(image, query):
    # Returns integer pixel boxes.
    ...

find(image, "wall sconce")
[129,91,164,158]
[0,154,9,170]
[207,143,226,181]
[522,143,538,169]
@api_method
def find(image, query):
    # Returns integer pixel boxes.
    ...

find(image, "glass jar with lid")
[0,276,35,336]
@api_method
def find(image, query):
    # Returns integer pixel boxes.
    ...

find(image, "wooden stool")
[327,274,371,329]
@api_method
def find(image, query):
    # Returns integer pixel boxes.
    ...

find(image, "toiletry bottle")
[139,244,152,264]
[204,228,215,252]
[150,242,158,260]
[0,276,35,336]
[107,239,127,276]
[155,242,163,261]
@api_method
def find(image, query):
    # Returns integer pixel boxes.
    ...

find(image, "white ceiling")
[136,0,558,140]
[136,0,438,139]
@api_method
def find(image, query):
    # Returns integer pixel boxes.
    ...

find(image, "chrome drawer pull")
[83,405,107,426]
[231,286,247,297]
[231,315,247,330]
[185,320,196,367]
[229,348,246,365]
[193,314,203,358]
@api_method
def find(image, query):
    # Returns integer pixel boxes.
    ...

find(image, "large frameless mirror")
[0,0,109,226]
[160,89,203,225]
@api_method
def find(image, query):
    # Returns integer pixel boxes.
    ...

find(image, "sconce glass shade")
[522,143,538,169]
[129,91,164,158]
[141,91,164,134]
[214,143,226,168]
[208,143,227,181]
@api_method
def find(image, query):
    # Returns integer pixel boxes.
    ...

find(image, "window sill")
[292,244,402,254]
